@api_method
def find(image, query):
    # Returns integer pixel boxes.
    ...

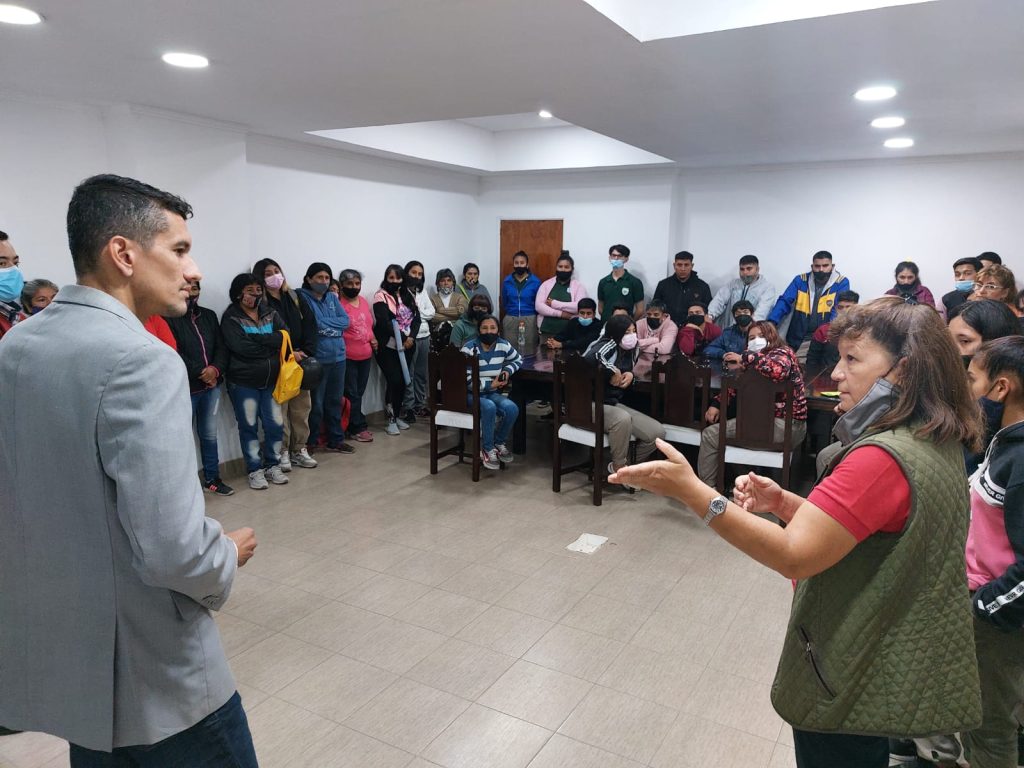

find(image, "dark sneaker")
[203,478,235,496]
[325,442,356,454]
[400,408,417,424]
[415,406,431,418]
[495,444,514,464]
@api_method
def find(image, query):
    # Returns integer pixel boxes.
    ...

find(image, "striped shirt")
[461,337,523,393]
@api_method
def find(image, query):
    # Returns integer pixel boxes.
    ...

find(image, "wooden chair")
[715,368,797,492]
[650,355,711,448]
[552,355,632,506]
[429,346,483,481]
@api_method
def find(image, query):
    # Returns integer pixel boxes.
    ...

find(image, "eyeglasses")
[973,283,1003,294]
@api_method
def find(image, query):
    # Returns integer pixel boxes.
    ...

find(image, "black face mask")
[341,286,360,299]
[687,314,705,326]
[469,307,486,320]
[479,332,498,346]
[406,277,425,291]
[962,355,973,370]
[555,271,572,284]
[384,282,401,294]
[646,317,662,330]
[735,314,753,328]
[513,266,528,276]
[813,270,830,285]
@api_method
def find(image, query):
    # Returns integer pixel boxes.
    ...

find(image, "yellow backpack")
[272,329,303,403]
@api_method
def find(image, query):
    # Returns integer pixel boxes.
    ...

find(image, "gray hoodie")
[707,275,778,328]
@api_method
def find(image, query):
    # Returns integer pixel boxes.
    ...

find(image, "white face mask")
[439,286,453,296]
[747,336,768,352]
[620,332,638,350]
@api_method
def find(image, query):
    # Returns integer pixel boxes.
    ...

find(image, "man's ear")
[105,236,135,278]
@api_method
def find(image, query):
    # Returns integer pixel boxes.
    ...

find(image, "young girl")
[460,315,522,470]
[964,336,1024,767]
[373,264,419,436]
[339,269,377,442]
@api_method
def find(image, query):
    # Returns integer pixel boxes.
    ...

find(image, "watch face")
[710,496,728,515]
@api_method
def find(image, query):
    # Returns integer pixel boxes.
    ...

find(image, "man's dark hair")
[646,299,667,313]
[812,250,833,262]
[674,250,694,263]
[612,302,633,314]
[731,300,755,315]
[609,244,630,258]
[686,302,709,313]
[739,254,758,266]
[978,251,1002,265]
[577,297,597,312]
[953,257,983,272]
[435,268,456,287]
[837,290,860,303]
[0,231,8,241]
[603,314,633,344]
[66,174,192,278]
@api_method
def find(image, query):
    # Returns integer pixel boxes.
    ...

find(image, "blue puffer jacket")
[501,272,541,317]
[768,271,850,349]
[703,325,748,360]
[298,287,349,363]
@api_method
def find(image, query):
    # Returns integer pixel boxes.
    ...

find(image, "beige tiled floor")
[1,417,799,768]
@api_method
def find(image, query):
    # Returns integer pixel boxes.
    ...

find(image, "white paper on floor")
[566,533,608,554]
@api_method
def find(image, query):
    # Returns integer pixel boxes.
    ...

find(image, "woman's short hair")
[949,299,1020,342]
[476,313,500,330]
[469,294,492,313]
[229,273,260,303]
[21,279,58,307]
[976,264,1017,297]
[462,262,479,277]
[603,314,633,344]
[830,296,983,449]
[750,320,783,350]
[435,268,456,286]
[338,269,361,283]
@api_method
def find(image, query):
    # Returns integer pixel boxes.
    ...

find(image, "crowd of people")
[2,173,1024,768]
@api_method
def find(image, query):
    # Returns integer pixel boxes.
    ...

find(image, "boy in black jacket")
[546,298,600,353]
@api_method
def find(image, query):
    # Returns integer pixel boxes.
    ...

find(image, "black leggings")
[375,348,411,416]
[792,729,888,768]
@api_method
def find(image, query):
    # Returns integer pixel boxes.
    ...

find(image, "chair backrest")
[651,355,711,429]
[553,354,604,434]
[719,367,794,451]
[429,346,479,413]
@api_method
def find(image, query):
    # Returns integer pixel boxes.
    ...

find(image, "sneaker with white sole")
[248,469,269,490]
[396,417,411,431]
[265,465,289,485]
[386,418,400,436]
[278,451,292,472]
[292,448,318,468]
[494,444,513,464]
[480,449,500,470]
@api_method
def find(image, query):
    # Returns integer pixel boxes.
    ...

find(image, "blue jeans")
[309,359,346,447]
[69,691,257,767]
[190,387,221,482]
[227,382,283,472]
[345,357,372,435]
[470,392,519,452]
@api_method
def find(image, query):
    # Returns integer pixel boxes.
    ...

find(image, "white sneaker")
[495,444,513,464]
[248,469,269,490]
[396,417,411,431]
[265,465,289,485]
[480,449,500,470]
[278,452,292,473]
[292,448,318,468]
[386,419,401,436]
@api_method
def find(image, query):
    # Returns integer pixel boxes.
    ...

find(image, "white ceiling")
[458,114,572,131]
[2,0,1023,172]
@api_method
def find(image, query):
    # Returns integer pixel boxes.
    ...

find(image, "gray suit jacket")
[0,285,237,750]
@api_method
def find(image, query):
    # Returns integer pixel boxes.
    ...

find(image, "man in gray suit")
[0,175,259,766]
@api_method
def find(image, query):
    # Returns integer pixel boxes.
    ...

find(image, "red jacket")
[144,315,178,351]
[677,320,722,357]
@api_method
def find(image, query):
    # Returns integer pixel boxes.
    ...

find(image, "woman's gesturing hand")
[609,438,699,500]
[733,471,785,516]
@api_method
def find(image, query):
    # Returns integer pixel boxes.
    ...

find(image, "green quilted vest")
[771,426,982,737]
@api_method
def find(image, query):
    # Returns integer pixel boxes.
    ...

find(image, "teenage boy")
[597,244,644,320]
[653,250,712,327]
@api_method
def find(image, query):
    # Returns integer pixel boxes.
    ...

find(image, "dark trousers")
[375,347,410,416]
[69,692,257,768]
[308,359,346,448]
[793,729,888,768]
[344,357,372,435]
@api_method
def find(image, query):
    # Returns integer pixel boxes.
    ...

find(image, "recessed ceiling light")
[884,137,914,149]
[0,4,42,24]
[855,85,897,101]
[538,110,553,119]
[162,52,210,69]
[871,116,906,129]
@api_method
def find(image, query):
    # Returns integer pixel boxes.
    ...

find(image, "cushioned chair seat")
[723,446,788,469]
[557,423,610,448]
[663,423,702,447]
[435,410,473,430]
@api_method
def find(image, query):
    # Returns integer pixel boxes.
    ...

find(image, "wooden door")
[499,219,563,312]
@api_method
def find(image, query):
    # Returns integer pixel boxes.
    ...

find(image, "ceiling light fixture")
[162,52,210,69]
[871,116,906,129]
[884,137,914,149]
[855,85,897,101]
[538,110,553,119]
[0,4,42,24]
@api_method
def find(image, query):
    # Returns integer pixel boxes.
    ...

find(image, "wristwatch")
[704,495,728,526]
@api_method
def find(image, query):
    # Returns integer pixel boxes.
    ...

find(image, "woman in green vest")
[610,296,984,768]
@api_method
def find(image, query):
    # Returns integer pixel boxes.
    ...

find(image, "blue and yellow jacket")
[768,270,850,349]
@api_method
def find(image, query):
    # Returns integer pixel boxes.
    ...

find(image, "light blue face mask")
[578,317,594,326]
[955,280,974,292]
[609,259,624,270]
[0,266,24,303]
